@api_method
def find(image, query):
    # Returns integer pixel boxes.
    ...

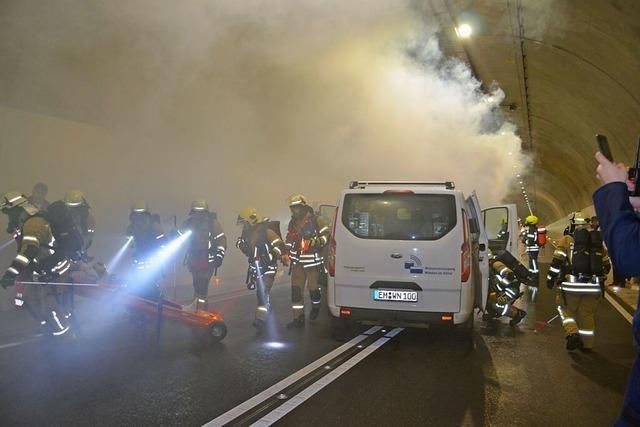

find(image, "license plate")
[373,289,418,302]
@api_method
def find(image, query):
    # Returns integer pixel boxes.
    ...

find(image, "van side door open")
[482,204,519,259]
[465,192,489,310]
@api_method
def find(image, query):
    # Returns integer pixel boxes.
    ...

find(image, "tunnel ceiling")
[435,0,640,223]
[1,1,639,225]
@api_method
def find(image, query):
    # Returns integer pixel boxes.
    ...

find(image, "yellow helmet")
[237,207,261,225]
[131,201,148,213]
[287,194,307,208]
[525,215,538,225]
[191,197,209,212]
[64,189,86,207]
[571,211,587,225]
[1,191,28,209]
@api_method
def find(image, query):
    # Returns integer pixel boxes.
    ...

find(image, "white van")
[326,181,518,336]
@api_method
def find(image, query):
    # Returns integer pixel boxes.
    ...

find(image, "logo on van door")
[404,255,455,276]
[404,255,423,274]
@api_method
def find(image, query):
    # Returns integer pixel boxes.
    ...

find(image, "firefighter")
[520,215,541,286]
[64,189,96,255]
[28,182,50,211]
[126,201,165,300]
[547,211,611,351]
[180,198,226,310]
[284,194,330,328]
[484,254,527,326]
[0,192,76,338]
[236,207,285,329]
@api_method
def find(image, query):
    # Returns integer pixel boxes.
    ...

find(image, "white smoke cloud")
[0,0,526,283]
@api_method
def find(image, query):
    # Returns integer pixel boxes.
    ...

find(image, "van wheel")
[330,316,350,341]
[456,313,475,345]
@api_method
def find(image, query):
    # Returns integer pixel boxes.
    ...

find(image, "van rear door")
[465,192,489,310]
[334,190,462,313]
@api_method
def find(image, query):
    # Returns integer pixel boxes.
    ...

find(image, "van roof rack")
[348,181,455,190]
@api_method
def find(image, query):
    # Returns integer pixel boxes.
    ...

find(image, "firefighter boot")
[309,289,321,320]
[509,309,527,327]
[286,316,305,329]
[566,333,584,351]
[252,318,266,331]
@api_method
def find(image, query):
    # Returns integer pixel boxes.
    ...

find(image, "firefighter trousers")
[191,267,214,299]
[290,263,321,320]
[487,292,519,319]
[20,284,70,336]
[255,273,275,322]
[527,250,539,282]
[556,291,600,349]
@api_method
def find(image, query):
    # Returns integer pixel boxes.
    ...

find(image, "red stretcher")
[76,282,228,343]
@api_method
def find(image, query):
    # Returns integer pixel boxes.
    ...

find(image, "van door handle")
[390,253,402,259]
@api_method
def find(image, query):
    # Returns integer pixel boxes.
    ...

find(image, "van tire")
[456,313,475,344]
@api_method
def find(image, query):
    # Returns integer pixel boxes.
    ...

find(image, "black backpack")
[571,228,605,276]
[46,201,83,257]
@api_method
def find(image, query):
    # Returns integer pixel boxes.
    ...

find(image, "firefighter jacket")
[521,224,540,253]
[545,231,610,295]
[70,205,95,252]
[237,221,285,282]
[127,212,165,264]
[2,215,71,282]
[285,208,330,269]
[181,212,227,270]
[488,260,522,315]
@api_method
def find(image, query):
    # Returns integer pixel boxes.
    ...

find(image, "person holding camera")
[594,151,640,426]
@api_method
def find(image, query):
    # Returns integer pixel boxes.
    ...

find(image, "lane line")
[0,334,43,350]
[250,328,404,426]
[605,292,633,324]
[205,331,375,426]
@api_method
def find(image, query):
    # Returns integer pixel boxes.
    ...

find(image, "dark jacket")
[593,182,640,278]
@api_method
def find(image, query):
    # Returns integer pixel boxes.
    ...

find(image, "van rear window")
[341,193,457,240]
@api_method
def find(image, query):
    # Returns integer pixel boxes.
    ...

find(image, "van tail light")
[441,314,453,322]
[461,209,471,282]
[340,307,351,317]
[328,206,338,277]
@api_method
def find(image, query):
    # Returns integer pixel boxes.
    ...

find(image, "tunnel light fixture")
[456,23,473,38]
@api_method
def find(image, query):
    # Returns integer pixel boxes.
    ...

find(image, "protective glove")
[546,278,555,290]
[1,272,16,289]
[236,237,245,249]
[212,255,223,269]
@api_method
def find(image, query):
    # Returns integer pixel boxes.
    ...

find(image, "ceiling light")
[456,23,473,38]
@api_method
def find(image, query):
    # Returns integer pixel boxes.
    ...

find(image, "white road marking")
[204,329,379,426]
[605,291,633,324]
[250,328,404,426]
[0,334,43,350]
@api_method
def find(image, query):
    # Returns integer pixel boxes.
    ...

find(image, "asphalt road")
[0,265,635,426]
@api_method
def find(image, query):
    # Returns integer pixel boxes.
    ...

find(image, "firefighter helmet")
[525,215,538,225]
[237,207,261,225]
[571,211,588,225]
[131,201,149,213]
[287,194,308,208]
[1,191,28,210]
[64,189,86,207]
[191,198,209,212]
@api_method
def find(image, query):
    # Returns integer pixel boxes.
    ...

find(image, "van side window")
[342,194,456,241]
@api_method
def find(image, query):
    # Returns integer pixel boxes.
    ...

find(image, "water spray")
[105,236,134,272]
[0,237,16,253]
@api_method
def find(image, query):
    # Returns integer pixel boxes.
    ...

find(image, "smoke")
[0,1,526,285]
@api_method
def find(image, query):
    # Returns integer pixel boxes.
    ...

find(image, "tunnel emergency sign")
[373,289,418,302]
